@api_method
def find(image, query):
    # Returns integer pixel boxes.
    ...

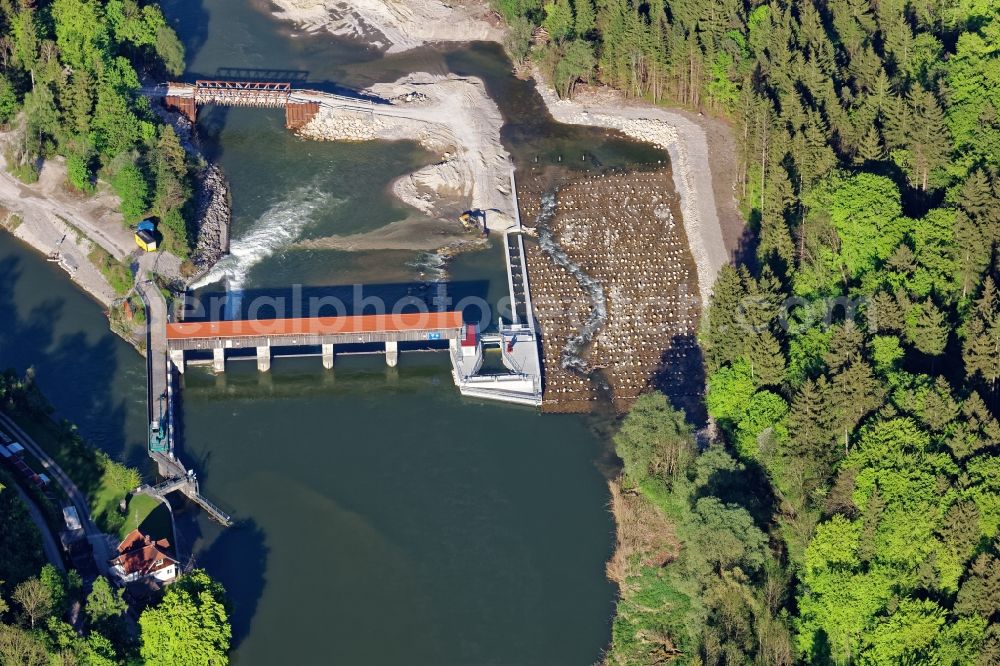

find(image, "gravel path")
[0,151,183,308]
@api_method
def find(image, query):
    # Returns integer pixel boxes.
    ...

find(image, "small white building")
[109,529,179,585]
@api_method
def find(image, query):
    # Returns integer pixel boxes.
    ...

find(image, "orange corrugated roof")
[166,311,464,340]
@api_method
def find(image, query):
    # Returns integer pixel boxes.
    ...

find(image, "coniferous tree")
[963,278,1000,390]
[866,289,905,332]
[543,0,574,42]
[906,297,949,356]
[703,265,750,371]
[953,212,992,299]
[749,330,786,387]
[572,0,595,37]
[828,357,883,454]
[786,376,839,487]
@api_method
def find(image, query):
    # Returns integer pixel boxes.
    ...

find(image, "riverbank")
[0,152,165,308]
[268,0,502,52]
[293,73,516,250]
[0,115,232,326]
[532,74,735,308]
[148,108,233,276]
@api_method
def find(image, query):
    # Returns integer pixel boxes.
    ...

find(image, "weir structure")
[165,312,466,372]
[450,170,543,406]
[162,169,544,407]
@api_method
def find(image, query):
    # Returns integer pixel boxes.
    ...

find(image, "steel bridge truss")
[163,80,318,128]
[193,80,292,108]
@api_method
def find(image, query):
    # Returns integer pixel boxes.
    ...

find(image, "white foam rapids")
[191,185,339,293]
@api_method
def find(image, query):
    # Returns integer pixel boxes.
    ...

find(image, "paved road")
[6,479,65,572]
[0,412,111,576]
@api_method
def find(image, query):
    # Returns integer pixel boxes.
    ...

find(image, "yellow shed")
[135,228,158,252]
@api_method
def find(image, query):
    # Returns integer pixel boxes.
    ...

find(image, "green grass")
[2,212,22,231]
[611,567,695,664]
[88,245,134,296]
[12,412,128,534]
[10,162,38,183]
[119,494,171,542]
[606,477,705,665]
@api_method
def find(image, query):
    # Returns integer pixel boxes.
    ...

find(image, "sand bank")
[269,0,502,52]
[296,73,516,250]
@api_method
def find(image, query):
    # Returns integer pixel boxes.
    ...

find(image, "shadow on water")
[0,245,139,465]
[192,104,231,164]
[186,280,496,326]
[214,66,310,82]
[446,43,669,168]
[197,518,269,649]
[160,0,210,65]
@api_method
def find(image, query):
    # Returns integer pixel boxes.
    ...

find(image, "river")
[0,0,676,662]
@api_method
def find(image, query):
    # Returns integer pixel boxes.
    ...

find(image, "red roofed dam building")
[165,311,466,372]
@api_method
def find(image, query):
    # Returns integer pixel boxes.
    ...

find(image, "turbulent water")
[192,184,340,297]
[406,250,448,280]
[534,190,608,372]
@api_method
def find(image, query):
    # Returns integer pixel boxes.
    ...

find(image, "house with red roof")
[109,529,179,585]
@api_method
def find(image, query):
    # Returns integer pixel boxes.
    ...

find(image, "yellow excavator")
[459,209,487,234]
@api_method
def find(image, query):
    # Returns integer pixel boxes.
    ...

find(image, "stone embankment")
[153,109,233,278]
[190,164,231,270]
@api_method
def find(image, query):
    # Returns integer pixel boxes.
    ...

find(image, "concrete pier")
[169,349,185,373]
[322,343,334,369]
[256,345,270,372]
[213,347,225,373]
[385,340,398,367]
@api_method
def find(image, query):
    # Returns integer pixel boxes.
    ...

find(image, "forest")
[0,372,232,665]
[0,550,231,665]
[496,0,1000,662]
[0,0,194,256]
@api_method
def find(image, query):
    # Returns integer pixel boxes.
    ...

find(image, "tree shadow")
[695,456,778,532]
[158,0,211,66]
[0,242,138,473]
[732,222,759,271]
[191,104,232,164]
[651,333,708,428]
[196,518,269,649]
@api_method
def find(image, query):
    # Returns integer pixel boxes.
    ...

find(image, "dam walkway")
[136,280,233,526]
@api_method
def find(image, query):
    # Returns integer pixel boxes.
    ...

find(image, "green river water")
[0,0,675,662]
